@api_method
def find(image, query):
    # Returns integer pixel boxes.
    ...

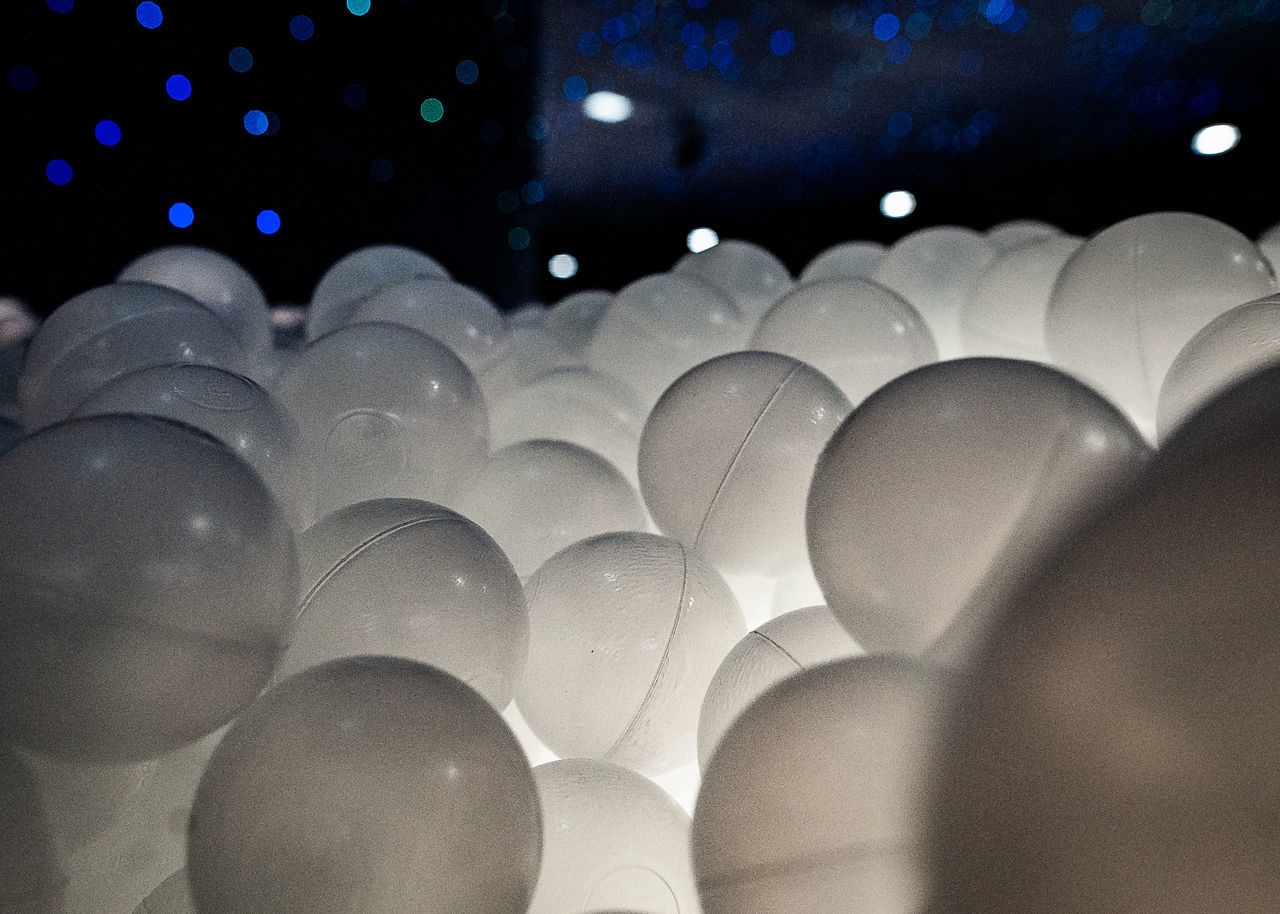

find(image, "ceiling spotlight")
[880,190,916,219]
[687,227,719,253]
[582,91,634,123]
[548,253,579,279]
[1191,123,1241,156]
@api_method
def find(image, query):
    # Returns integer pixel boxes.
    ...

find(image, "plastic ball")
[135,870,194,913]
[984,218,1063,251]
[750,277,937,406]
[307,243,451,341]
[871,226,998,359]
[807,358,1151,656]
[453,439,648,580]
[516,531,745,776]
[639,351,851,577]
[696,606,863,770]
[798,240,887,283]
[187,656,542,914]
[0,745,64,912]
[528,758,699,914]
[692,656,947,914]
[0,414,298,762]
[1045,212,1278,440]
[278,498,528,709]
[275,321,488,516]
[72,363,315,530]
[544,289,613,362]
[1258,221,1280,271]
[673,238,794,324]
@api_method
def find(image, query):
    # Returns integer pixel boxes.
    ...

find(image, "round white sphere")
[984,218,1063,251]
[1257,221,1280,272]
[673,238,794,324]
[308,243,451,341]
[544,289,613,362]
[799,240,887,283]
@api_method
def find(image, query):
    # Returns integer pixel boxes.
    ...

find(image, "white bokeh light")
[582,91,633,123]
[1191,123,1241,156]
[548,253,579,280]
[880,190,917,219]
[687,227,720,253]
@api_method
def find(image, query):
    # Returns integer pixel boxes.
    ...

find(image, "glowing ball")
[871,226,998,359]
[135,870,193,913]
[959,235,1082,362]
[697,606,862,769]
[528,758,699,914]
[0,746,64,912]
[516,531,745,775]
[798,240,886,282]
[308,243,451,341]
[1045,212,1277,440]
[693,656,947,914]
[673,238,794,323]
[454,439,647,579]
[0,414,297,762]
[750,277,937,406]
[275,321,487,516]
[277,498,528,709]
[72,363,315,530]
[639,351,850,577]
[807,358,1150,655]
[188,656,542,913]
[984,218,1063,251]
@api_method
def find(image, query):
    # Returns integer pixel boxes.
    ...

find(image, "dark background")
[3,0,1279,315]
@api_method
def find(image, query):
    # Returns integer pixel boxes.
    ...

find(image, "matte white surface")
[984,219,1063,251]
[307,243,450,341]
[673,239,794,324]
[798,241,887,283]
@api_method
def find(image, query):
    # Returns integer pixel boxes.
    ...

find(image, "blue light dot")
[1001,7,1028,32]
[886,35,912,63]
[873,13,900,40]
[168,202,194,228]
[578,31,603,56]
[347,0,371,14]
[1072,3,1102,32]
[370,157,394,182]
[521,179,546,204]
[715,17,739,41]
[563,75,588,100]
[602,17,626,43]
[165,74,191,101]
[613,41,638,66]
[290,14,314,40]
[228,46,253,73]
[906,11,933,38]
[526,114,548,140]
[769,29,796,55]
[8,65,37,92]
[342,84,367,108]
[1116,24,1148,53]
[47,0,74,12]
[971,108,998,135]
[681,22,706,46]
[684,45,709,69]
[709,41,734,67]
[243,109,268,135]
[688,0,709,7]
[94,119,122,146]
[136,2,161,27]
[887,110,913,137]
[985,0,1013,25]
[45,159,72,185]
[456,59,479,85]
[508,227,531,251]
[257,209,281,235]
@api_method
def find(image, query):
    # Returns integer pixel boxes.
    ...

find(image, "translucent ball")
[750,277,937,406]
[188,656,542,914]
[528,758,699,914]
[454,439,647,580]
[639,351,851,577]
[1156,294,1280,443]
[959,235,1082,363]
[1257,221,1280,272]
[984,218,1063,251]
[18,283,250,430]
[697,606,863,770]
[1045,212,1278,440]
[807,358,1151,656]
[275,321,488,516]
[673,239,795,324]
[308,243,451,341]
[798,240,887,283]
[0,745,64,912]
[117,245,272,358]
[516,531,745,776]
[135,870,194,913]
[587,272,747,408]
[544,289,613,362]
[871,226,998,359]
[278,498,528,709]
[72,363,315,530]
[0,414,298,762]
[692,656,947,914]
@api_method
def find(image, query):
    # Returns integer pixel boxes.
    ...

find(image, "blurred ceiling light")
[1191,123,1241,156]
[582,91,633,123]
[880,190,917,218]
[687,227,719,253]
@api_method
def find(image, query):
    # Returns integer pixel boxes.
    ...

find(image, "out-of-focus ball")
[544,289,613,363]
[697,606,862,770]
[307,243,450,341]
[871,226,998,359]
[0,294,38,346]
[275,321,487,515]
[134,870,194,913]
[278,498,527,709]
[587,272,746,408]
[528,758,699,914]
[1257,221,1280,271]
[673,238,794,324]
[187,656,542,914]
[73,363,315,529]
[454,439,647,579]
[517,531,745,776]
[984,218,1063,251]
[693,656,947,914]
[798,240,887,283]
[0,745,64,913]
[807,358,1150,656]
[1045,212,1277,440]
[0,414,297,762]
[750,278,937,407]
[639,351,850,577]
[959,235,1082,362]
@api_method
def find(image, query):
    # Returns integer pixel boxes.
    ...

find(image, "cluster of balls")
[2,211,1279,913]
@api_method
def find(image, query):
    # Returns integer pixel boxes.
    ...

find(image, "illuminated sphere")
[1156,294,1280,442]
[798,240,886,282]
[928,408,1280,914]
[1258,221,1280,271]
[984,218,1063,251]
[517,531,745,775]
[673,238,795,324]
[871,226,998,359]
[277,498,527,709]
[17,283,249,430]
[1045,212,1278,440]
[544,289,613,363]
[693,656,947,914]
[135,870,194,913]
[72,363,315,529]
[0,414,298,762]
[750,277,937,406]
[187,656,542,914]
[587,272,747,408]
[117,245,272,359]
[308,243,451,341]
[959,235,1082,362]
[697,606,862,770]
[275,321,487,516]
[454,439,647,579]
[639,351,851,577]
[0,746,64,912]
[807,358,1151,655]
[529,758,698,914]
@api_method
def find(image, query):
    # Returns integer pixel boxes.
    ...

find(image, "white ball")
[984,218,1063,251]
[798,240,886,283]
[673,239,794,324]
[308,243,450,341]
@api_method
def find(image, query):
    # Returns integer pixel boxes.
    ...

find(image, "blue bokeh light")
[342,83,367,108]
[136,2,162,27]
[8,65,37,92]
[563,75,588,100]
[168,202,194,228]
[347,0,371,15]
[578,31,603,56]
[1001,7,1028,32]
[681,22,706,46]
[715,18,739,41]
[685,45,709,69]
[985,0,1014,25]
[165,74,191,101]
[45,159,72,185]
[290,14,314,40]
[94,119,122,146]
[887,110,913,137]
[709,41,733,67]
[521,179,546,204]
[886,35,912,63]
[769,29,795,55]
[257,209,282,235]
[228,46,253,73]
[688,0,709,8]
[1073,4,1102,32]
[456,59,479,85]
[244,109,268,135]
[874,13,900,40]
[47,0,74,12]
